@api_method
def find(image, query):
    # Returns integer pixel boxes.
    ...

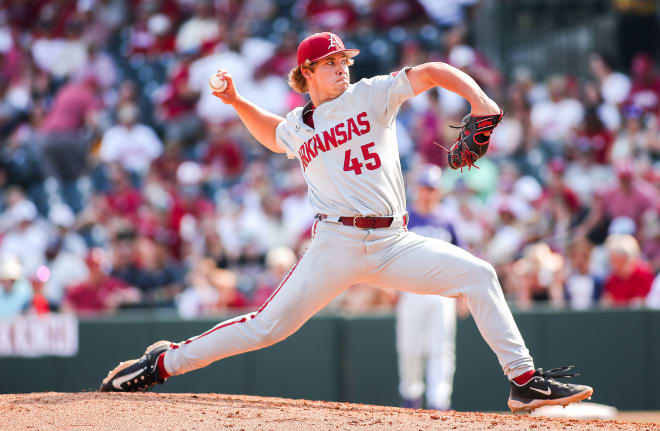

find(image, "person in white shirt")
[99,104,163,176]
[101,32,593,413]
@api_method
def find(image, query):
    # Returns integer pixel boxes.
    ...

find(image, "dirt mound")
[0,392,656,431]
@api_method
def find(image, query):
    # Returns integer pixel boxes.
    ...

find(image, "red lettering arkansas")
[300,112,371,171]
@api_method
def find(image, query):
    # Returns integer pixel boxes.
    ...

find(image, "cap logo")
[328,34,338,50]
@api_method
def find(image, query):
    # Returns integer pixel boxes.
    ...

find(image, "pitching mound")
[1,392,656,431]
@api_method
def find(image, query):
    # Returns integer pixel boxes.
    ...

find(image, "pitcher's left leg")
[367,231,534,379]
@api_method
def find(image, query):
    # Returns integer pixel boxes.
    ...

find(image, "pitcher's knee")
[467,259,499,290]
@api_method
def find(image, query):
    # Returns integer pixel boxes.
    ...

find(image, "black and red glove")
[447,110,504,171]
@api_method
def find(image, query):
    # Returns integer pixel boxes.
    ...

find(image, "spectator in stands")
[603,234,654,307]
[371,0,426,28]
[573,104,614,165]
[99,103,163,177]
[210,266,247,309]
[0,199,49,278]
[577,160,658,240]
[75,42,118,100]
[0,255,32,317]
[418,0,479,28]
[625,54,660,114]
[512,243,565,309]
[582,81,621,133]
[252,246,297,307]
[414,90,448,167]
[41,237,89,308]
[48,202,87,256]
[115,80,139,112]
[201,122,245,181]
[563,238,603,310]
[108,226,151,296]
[38,74,102,191]
[539,159,583,224]
[27,269,52,314]
[589,51,631,107]
[177,259,245,318]
[302,0,359,32]
[0,80,26,139]
[175,0,222,54]
[1,123,45,203]
[610,105,650,162]
[109,223,185,307]
[104,164,143,219]
[444,24,501,95]
[154,51,201,145]
[62,248,141,314]
[489,83,528,159]
[562,140,613,209]
[484,198,527,270]
[77,0,127,46]
[177,258,217,319]
[254,31,298,81]
[129,9,177,57]
[31,18,88,80]
[530,75,584,155]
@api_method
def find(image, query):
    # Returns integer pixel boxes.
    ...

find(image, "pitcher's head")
[288,32,359,98]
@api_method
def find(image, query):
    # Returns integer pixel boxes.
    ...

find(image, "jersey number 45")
[343,142,381,175]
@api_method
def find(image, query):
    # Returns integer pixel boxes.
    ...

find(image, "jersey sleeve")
[275,119,298,160]
[363,66,415,126]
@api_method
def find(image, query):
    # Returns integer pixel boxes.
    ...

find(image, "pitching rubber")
[507,387,594,413]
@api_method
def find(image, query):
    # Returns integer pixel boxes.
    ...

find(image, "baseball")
[209,74,227,92]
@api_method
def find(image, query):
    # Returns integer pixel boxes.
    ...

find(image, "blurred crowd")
[0,0,658,319]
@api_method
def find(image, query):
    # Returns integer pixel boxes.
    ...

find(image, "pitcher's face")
[306,53,350,99]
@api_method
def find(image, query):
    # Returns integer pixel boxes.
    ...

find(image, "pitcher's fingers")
[221,72,234,86]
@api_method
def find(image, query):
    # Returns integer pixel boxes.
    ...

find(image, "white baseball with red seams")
[163,68,535,381]
[209,74,227,92]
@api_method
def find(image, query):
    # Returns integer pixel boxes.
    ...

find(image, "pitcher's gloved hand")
[447,110,504,171]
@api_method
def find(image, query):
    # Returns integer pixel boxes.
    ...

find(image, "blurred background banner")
[0,0,658,412]
[0,313,78,357]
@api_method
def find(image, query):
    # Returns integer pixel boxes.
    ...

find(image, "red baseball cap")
[296,32,359,67]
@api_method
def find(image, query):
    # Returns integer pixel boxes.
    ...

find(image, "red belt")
[317,214,408,229]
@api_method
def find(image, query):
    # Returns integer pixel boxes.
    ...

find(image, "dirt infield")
[1,392,657,431]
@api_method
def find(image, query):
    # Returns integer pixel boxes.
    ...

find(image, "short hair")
[287,55,354,93]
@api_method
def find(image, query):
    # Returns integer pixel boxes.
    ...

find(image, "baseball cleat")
[100,340,172,392]
[507,366,593,413]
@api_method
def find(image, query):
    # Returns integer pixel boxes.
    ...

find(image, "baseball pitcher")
[100,32,593,413]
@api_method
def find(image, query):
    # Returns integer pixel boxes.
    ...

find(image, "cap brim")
[310,49,360,63]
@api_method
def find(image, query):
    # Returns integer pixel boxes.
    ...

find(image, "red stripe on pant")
[180,254,304,346]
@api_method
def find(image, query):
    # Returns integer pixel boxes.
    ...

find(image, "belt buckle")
[353,216,366,229]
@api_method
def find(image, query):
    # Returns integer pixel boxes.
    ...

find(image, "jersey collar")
[302,99,316,129]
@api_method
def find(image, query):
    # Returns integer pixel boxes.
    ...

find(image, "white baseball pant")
[164,217,534,380]
[396,293,456,409]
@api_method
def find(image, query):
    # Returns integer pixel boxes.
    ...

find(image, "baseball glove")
[446,110,504,171]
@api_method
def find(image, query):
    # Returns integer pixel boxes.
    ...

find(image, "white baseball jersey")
[275,68,415,217]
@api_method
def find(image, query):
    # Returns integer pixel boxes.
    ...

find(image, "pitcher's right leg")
[100,221,367,391]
